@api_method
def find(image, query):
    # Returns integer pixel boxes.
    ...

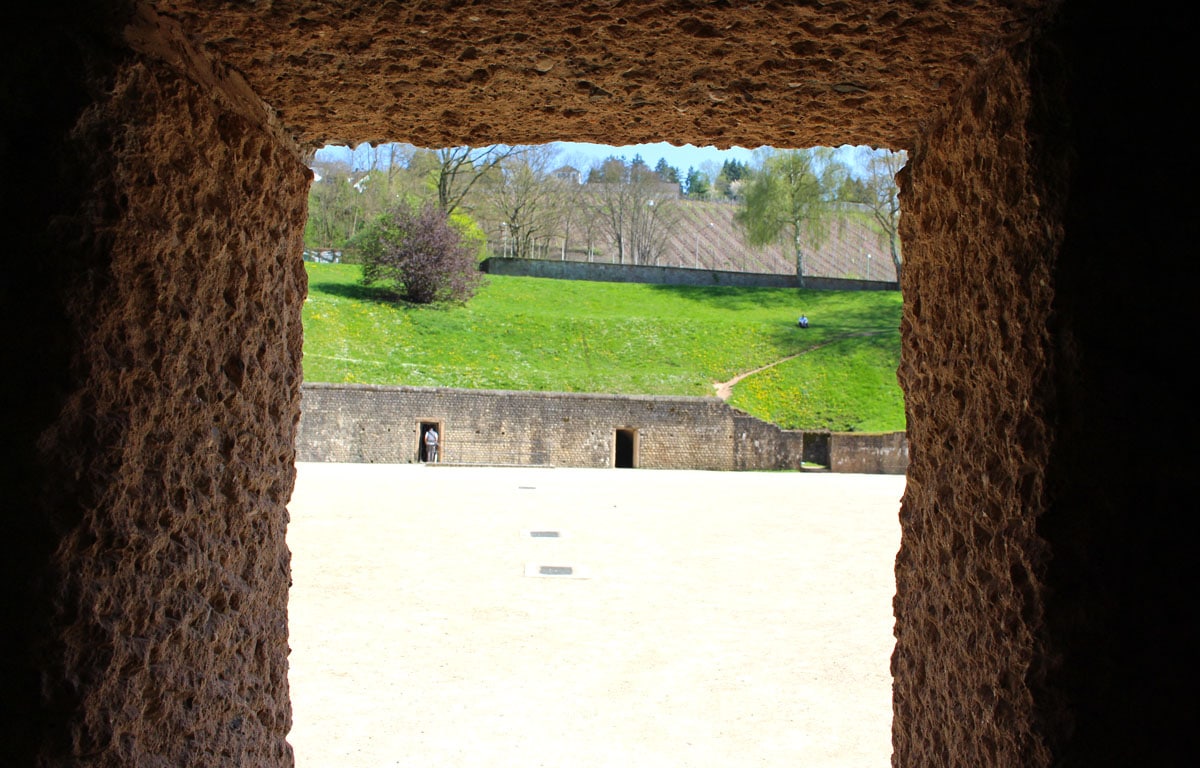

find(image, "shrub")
[357,203,483,304]
[448,208,489,264]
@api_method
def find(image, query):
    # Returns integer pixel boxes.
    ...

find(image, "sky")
[314,141,870,177]
[552,141,761,175]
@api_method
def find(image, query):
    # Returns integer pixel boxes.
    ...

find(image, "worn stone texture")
[894,42,1059,767]
[153,0,1051,152]
[3,1,1193,767]
[23,40,310,767]
[829,432,909,475]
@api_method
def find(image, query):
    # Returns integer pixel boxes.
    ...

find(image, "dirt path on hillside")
[712,330,894,400]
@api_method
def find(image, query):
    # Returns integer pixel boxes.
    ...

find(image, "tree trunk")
[793,225,806,288]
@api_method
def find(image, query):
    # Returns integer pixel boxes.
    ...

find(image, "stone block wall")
[733,415,808,471]
[480,257,899,292]
[297,384,810,471]
[830,432,910,475]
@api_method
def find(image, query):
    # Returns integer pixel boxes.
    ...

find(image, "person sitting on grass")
[797,314,809,329]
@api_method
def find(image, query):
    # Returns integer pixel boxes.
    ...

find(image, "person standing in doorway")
[424,426,439,463]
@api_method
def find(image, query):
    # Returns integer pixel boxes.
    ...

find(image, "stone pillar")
[893,40,1060,766]
[892,6,1193,765]
[1,6,308,765]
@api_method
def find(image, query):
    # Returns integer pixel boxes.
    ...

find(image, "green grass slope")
[301,263,905,431]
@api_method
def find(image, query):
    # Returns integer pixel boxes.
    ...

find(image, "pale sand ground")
[286,463,904,768]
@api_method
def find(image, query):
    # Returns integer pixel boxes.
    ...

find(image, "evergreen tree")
[654,158,680,185]
[684,167,710,199]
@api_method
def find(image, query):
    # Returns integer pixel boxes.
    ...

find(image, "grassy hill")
[301,263,905,432]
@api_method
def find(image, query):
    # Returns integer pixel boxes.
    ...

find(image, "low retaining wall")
[297,384,908,474]
[480,257,898,292]
[830,431,910,474]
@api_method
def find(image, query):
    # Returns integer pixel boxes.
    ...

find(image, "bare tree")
[588,157,634,263]
[857,147,907,283]
[627,165,679,265]
[585,157,679,265]
[384,143,416,192]
[480,146,561,259]
[434,145,528,215]
[550,166,586,260]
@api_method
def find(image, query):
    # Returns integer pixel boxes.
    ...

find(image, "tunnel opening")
[288,140,907,766]
[11,5,1189,766]
[614,427,637,468]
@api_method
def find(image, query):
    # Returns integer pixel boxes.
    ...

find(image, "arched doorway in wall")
[614,427,637,468]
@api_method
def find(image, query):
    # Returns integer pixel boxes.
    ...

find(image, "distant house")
[552,165,582,185]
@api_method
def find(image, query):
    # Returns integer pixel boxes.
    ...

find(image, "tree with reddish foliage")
[356,203,483,304]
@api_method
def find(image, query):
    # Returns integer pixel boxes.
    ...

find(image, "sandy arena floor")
[286,463,904,768]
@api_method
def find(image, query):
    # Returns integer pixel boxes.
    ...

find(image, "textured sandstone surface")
[153,0,1052,152]
[32,48,310,765]
[17,1,1188,767]
[894,43,1061,766]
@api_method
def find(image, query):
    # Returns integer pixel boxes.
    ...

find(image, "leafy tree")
[834,175,871,204]
[356,202,483,304]
[721,158,751,182]
[587,155,628,184]
[713,158,752,200]
[734,147,846,288]
[304,161,357,250]
[448,208,489,263]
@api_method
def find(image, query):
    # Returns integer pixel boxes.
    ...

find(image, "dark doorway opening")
[419,421,442,463]
[615,428,637,468]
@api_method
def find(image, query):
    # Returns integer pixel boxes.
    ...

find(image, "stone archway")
[2,2,1191,766]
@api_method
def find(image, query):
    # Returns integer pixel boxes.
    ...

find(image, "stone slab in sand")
[287,463,904,767]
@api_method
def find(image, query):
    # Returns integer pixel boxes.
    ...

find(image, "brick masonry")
[297,383,908,473]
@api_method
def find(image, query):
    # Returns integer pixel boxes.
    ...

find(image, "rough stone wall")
[297,383,807,472]
[160,0,1050,153]
[482,257,802,289]
[8,1,1193,766]
[731,414,809,473]
[2,11,310,765]
[830,432,909,475]
[892,45,1059,767]
[481,257,900,292]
